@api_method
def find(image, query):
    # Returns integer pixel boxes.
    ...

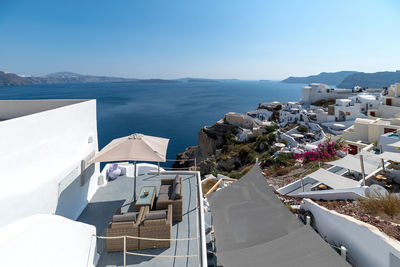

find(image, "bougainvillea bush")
[294,138,348,164]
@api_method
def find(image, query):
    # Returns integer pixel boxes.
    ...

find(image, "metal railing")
[152,158,198,173]
[93,167,207,267]
[96,235,199,267]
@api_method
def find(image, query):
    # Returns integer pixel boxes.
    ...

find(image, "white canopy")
[88,133,170,201]
[360,150,400,162]
[307,168,359,189]
[329,154,380,175]
[89,133,169,164]
[274,143,286,148]
[291,133,304,138]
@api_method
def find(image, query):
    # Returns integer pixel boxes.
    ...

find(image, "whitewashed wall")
[0,99,88,120]
[0,214,98,267]
[301,199,400,267]
[0,100,100,227]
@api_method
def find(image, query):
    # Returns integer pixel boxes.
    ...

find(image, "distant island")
[0,71,138,87]
[4,69,400,88]
[0,71,240,87]
[281,70,400,89]
[281,71,359,86]
[135,79,180,83]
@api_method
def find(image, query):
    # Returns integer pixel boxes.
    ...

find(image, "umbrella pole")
[359,155,366,186]
[134,161,137,203]
[158,162,160,175]
[379,144,386,173]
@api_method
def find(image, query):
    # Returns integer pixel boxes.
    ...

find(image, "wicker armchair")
[139,204,172,250]
[156,177,183,222]
[106,207,145,252]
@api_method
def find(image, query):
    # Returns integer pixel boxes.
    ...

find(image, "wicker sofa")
[139,204,172,249]
[156,175,183,222]
[106,207,145,252]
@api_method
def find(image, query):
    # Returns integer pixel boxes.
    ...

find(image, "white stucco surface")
[0,99,88,120]
[0,214,98,267]
[301,199,400,267]
[0,100,100,227]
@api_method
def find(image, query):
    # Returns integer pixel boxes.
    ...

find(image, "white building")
[0,99,207,267]
[341,118,400,153]
[279,102,308,124]
[378,130,400,153]
[0,100,101,266]
[334,94,380,121]
[368,83,400,119]
[247,109,272,121]
[0,100,101,226]
[300,83,357,105]
[224,112,262,129]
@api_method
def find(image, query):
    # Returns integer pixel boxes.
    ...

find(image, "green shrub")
[297,125,308,134]
[223,132,236,146]
[240,165,253,176]
[274,153,294,166]
[239,145,252,160]
[264,124,278,134]
[228,170,241,179]
[266,133,276,144]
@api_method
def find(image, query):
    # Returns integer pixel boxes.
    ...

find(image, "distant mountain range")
[337,71,400,88]
[281,70,400,88]
[0,71,137,86]
[281,71,360,86]
[0,71,241,87]
[3,70,400,88]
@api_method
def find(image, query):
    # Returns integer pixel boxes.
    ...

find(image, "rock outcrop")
[173,119,238,173]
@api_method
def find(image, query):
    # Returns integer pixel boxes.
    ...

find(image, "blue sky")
[0,0,399,80]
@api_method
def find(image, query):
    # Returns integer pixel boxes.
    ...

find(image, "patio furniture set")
[106,175,183,252]
[372,171,400,192]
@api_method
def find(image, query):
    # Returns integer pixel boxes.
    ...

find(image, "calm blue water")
[0,81,304,166]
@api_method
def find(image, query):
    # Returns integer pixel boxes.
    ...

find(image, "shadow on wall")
[55,164,95,220]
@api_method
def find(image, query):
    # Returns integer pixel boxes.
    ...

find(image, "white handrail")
[196,170,207,267]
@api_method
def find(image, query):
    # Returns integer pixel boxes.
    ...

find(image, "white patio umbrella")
[89,133,169,201]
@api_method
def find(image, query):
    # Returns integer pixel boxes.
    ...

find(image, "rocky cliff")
[173,119,238,172]
[173,110,281,177]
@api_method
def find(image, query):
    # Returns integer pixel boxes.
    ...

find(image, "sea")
[0,80,304,166]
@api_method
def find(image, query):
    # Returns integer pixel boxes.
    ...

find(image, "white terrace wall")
[0,100,100,227]
[377,104,400,119]
[301,199,400,267]
[0,214,98,267]
[0,99,88,120]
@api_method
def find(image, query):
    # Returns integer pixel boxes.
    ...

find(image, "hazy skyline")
[1,0,400,80]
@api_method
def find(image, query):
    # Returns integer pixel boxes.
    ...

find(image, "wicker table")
[375,174,388,181]
[135,186,156,212]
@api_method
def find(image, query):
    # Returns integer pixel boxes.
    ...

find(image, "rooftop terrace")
[77,165,206,267]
